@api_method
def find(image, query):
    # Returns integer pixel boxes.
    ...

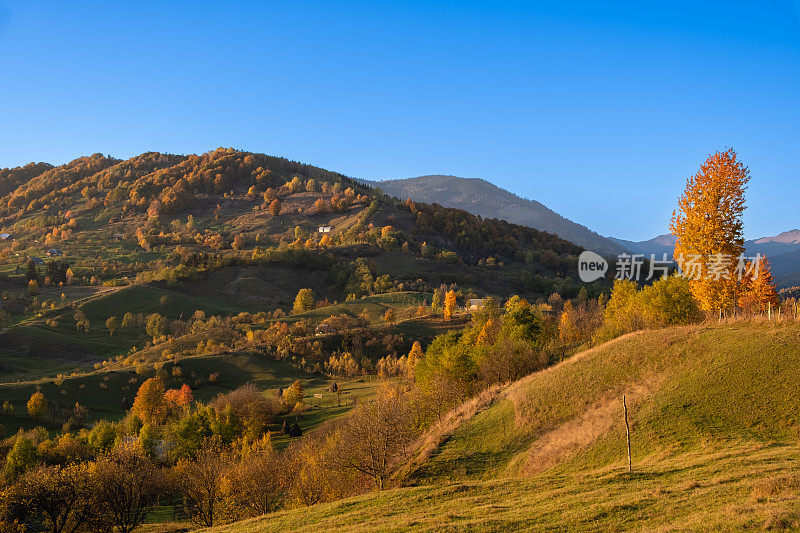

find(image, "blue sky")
[0,1,798,241]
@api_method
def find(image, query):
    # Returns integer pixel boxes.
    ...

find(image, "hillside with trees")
[0,149,588,299]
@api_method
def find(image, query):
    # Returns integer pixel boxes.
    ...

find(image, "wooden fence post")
[623,395,632,474]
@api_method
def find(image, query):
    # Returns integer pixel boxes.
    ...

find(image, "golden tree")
[132,377,167,425]
[475,318,496,346]
[282,380,305,410]
[558,301,579,344]
[176,440,227,527]
[738,255,779,313]
[750,255,780,309]
[225,436,284,517]
[333,384,416,490]
[268,198,281,216]
[406,341,424,371]
[7,463,97,532]
[27,391,48,419]
[313,198,328,213]
[670,149,749,315]
[443,290,457,321]
[292,288,315,314]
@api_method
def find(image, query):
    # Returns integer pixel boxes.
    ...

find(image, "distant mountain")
[611,230,800,256]
[369,175,627,255]
[769,249,800,282]
[746,229,800,258]
[613,231,800,288]
[609,234,676,258]
[751,231,800,287]
[754,229,800,244]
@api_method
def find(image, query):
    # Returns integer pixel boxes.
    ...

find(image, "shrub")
[292,288,315,314]
[593,276,702,344]
[210,384,281,437]
[26,392,48,420]
[282,381,304,411]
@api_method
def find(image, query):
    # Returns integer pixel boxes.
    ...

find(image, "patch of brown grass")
[762,511,800,531]
[518,380,658,475]
[751,474,800,503]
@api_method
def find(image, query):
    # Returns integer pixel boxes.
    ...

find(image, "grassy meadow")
[202,321,800,532]
[210,442,800,532]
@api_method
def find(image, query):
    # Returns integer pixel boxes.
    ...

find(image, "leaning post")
[623,395,632,474]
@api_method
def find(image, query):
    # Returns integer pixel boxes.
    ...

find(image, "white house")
[318,226,332,233]
[467,298,487,310]
[0,234,10,240]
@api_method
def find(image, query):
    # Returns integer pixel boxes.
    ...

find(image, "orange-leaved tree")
[407,341,424,370]
[670,148,749,315]
[164,383,194,411]
[27,391,48,419]
[738,254,780,314]
[268,198,281,216]
[443,290,457,321]
[132,376,167,425]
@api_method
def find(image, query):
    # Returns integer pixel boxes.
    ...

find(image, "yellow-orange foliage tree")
[670,149,749,315]
[27,391,48,419]
[475,318,496,346]
[268,199,281,216]
[407,341,424,369]
[132,376,167,425]
[738,254,780,313]
[443,290,457,321]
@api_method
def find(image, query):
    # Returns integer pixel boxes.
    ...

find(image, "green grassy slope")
[210,442,800,532]
[78,284,243,320]
[209,321,800,531]
[413,322,800,483]
[0,284,249,380]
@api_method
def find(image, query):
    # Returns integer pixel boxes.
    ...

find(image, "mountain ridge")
[367,175,627,256]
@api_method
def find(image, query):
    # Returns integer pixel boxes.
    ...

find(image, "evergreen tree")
[25,258,38,282]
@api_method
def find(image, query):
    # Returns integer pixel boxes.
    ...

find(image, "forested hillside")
[0,150,587,297]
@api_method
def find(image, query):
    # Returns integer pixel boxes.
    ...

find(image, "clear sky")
[0,1,798,241]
